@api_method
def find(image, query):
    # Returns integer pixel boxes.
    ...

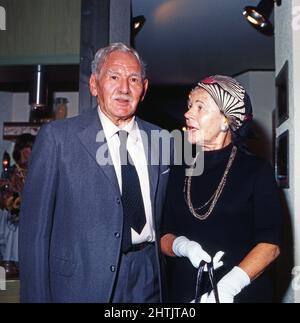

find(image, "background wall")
[275,0,300,303]
[11,93,30,122]
[0,0,81,65]
[236,71,275,163]
[292,0,300,303]
[0,92,13,161]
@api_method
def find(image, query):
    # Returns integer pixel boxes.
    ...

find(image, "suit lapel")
[77,108,120,195]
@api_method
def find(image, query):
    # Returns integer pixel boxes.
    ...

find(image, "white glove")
[204,250,224,272]
[206,266,250,303]
[172,236,211,268]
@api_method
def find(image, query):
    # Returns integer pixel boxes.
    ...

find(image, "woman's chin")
[186,135,195,145]
[187,134,203,146]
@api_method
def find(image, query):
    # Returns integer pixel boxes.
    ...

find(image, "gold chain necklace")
[184,145,237,221]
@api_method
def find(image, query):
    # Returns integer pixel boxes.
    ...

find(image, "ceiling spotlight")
[132,15,145,36]
[243,0,281,36]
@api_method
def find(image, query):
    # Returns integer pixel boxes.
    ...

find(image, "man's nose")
[119,78,130,94]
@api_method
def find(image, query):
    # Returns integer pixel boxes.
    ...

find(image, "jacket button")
[116,198,121,204]
[110,265,116,272]
[114,232,120,238]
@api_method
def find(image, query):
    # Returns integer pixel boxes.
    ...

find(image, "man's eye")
[110,75,118,80]
[130,77,140,84]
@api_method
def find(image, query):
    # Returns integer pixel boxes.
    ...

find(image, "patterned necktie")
[118,130,147,252]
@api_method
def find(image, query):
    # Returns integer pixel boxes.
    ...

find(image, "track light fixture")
[243,0,282,36]
[132,15,145,37]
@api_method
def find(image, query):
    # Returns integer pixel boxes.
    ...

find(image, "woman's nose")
[184,109,192,119]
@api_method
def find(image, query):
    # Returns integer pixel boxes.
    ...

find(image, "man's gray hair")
[91,42,146,80]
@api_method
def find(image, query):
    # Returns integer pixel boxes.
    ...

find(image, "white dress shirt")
[98,107,155,243]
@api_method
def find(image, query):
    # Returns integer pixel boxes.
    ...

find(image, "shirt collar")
[98,106,138,141]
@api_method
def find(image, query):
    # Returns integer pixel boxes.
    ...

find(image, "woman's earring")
[221,122,229,132]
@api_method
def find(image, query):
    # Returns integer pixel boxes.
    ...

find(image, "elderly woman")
[160,75,281,303]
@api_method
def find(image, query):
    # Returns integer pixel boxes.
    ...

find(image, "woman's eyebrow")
[194,99,205,104]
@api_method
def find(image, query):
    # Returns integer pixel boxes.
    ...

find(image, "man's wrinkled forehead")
[102,51,142,74]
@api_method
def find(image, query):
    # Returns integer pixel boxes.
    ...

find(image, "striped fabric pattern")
[197,75,247,131]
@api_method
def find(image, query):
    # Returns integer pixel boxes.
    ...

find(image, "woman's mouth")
[187,126,198,131]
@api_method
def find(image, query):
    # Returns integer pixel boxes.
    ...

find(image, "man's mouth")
[115,98,130,104]
[113,95,133,104]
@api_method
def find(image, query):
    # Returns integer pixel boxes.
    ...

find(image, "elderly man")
[19,43,172,303]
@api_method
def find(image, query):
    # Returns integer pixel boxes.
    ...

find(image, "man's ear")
[140,79,149,102]
[89,74,98,97]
